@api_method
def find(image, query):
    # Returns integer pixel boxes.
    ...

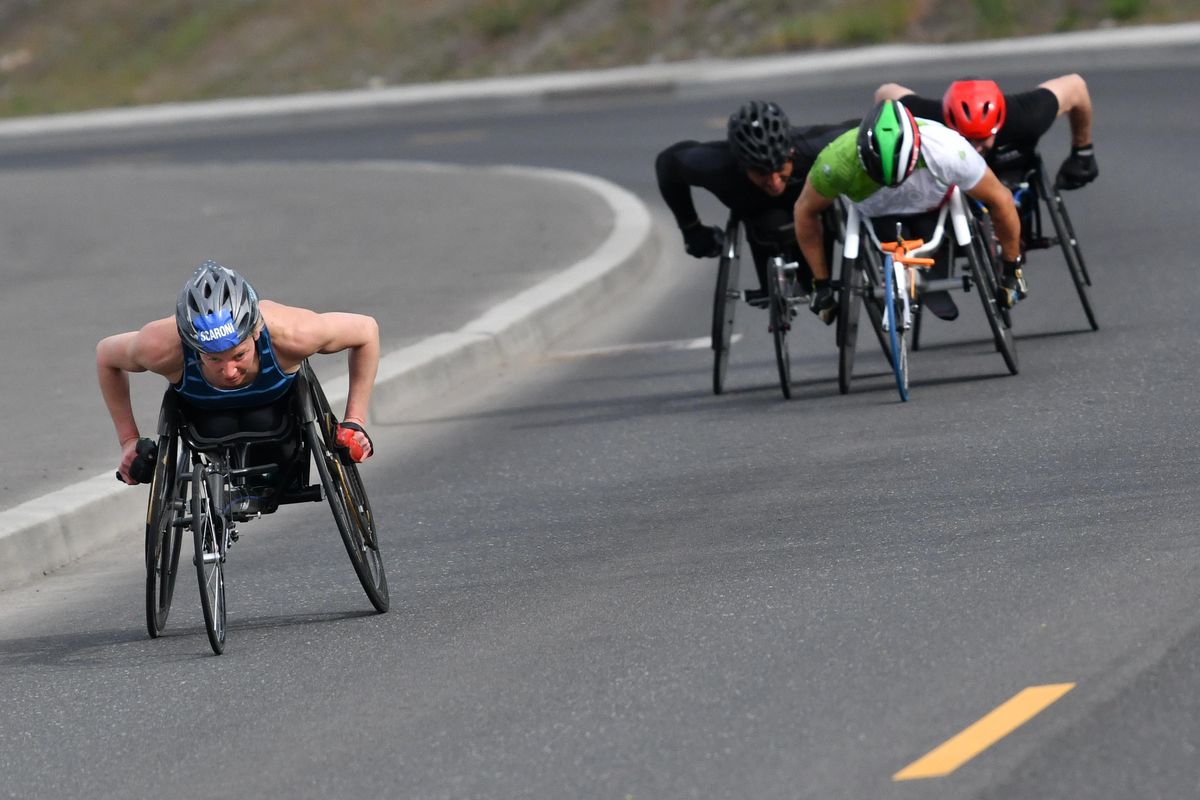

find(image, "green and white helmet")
[857,99,921,187]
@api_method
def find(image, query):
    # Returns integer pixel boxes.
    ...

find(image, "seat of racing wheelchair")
[165,389,319,516]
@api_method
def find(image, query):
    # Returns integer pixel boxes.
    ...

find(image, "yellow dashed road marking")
[894,683,1075,781]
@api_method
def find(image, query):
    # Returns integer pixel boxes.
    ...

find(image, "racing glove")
[115,438,158,484]
[1055,145,1098,190]
[681,221,725,259]
[335,421,374,464]
[809,280,838,325]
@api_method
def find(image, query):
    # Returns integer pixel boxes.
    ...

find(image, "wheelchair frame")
[837,186,1019,399]
[142,360,388,655]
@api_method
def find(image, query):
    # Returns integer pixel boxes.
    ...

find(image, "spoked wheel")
[975,212,1014,332]
[881,255,910,401]
[191,462,227,655]
[837,248,861,395]
[304,367,389,612]
[967,218,1019,375]
[767,258,793,399]
[860,245,892,363]
[145,432,187,638]
[1037,168,1098,330]
[711,219,742,395]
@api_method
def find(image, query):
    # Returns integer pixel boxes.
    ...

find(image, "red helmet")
[941,80,1006,140]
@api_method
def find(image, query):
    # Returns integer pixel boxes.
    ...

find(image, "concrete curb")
[0,166,656,591]
[0,21,1196,138]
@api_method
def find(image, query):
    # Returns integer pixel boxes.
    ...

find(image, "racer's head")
[942,79,1005,152]
[857,99,921,188]
[728,100,795,195]
[177,261,262,385]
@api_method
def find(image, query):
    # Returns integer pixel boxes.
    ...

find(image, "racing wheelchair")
[711,206,846,399]
[836,186,1018,400]
[141,361,388,654]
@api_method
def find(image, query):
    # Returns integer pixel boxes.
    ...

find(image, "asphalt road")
[3,41,1200,799]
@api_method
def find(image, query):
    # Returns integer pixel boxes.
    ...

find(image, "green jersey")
[808,129,881,203]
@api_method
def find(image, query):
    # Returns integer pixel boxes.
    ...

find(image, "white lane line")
[548,334,741,360]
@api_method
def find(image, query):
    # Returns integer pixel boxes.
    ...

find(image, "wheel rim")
[883,256,908,401]
[193,464,226,653]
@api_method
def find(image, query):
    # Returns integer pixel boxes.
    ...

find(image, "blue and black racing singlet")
[173,327,297,410]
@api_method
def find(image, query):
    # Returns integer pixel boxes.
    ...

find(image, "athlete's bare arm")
[1038,73,1093,147]
[963,169,1022,262]
[96,318,183,483]
[875,83,916,103]
[260,301,380,429]
[793,177,838,282]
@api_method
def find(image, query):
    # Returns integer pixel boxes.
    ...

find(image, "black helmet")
[727,100,793,173]
[857,99,921,187]
[176,260,261,353]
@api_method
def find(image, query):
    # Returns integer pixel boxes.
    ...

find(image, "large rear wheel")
[967,218,1020,375]
[837,250,862,395]
[305,368,389,612]
[145,432,186,638]
[768,258,793,399]
[711,220,742,395]
[1037,167,1098,330]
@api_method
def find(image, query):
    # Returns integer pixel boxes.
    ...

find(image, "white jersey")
[856,120,987,218]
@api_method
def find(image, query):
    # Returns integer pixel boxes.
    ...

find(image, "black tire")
[882,256,910,401]
[974,211,1014,332]
[304,368,389,613]
[192,462,226,655]
[859,244,892,362]
[967,218,1019,375]
[1037,167,1098,330]
[837,248,861,395]
[711,220,742,395]
[768,258,793,399]
[145,432,186,638]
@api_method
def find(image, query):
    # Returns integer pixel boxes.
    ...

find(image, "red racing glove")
[334,421,374,463]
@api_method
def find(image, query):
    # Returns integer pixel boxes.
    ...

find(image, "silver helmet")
[176,261,261,353]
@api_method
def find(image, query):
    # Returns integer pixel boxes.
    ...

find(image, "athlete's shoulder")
[134,317,185,375]
[899,93,942,121]
[659,139,734,169]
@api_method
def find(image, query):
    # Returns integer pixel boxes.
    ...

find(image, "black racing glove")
[116,438,158,484]
[809,279,838,325]
[1055,145,1098,190]
[681,221,725,259]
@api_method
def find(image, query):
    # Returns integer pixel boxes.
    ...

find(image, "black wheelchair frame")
[710,206,843,399]
[993,153,1098,331]
[142,360,388,655]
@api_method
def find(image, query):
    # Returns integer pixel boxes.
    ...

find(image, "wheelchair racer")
[874,74,1097,191]
[876,75,1097,276]
[97,261,379,485]
[655,100,856,323]
[793,98,1025,318]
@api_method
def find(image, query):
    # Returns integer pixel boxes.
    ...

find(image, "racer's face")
[198,332,259,389]
[967,134,996,154]
[746,160,794,197]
